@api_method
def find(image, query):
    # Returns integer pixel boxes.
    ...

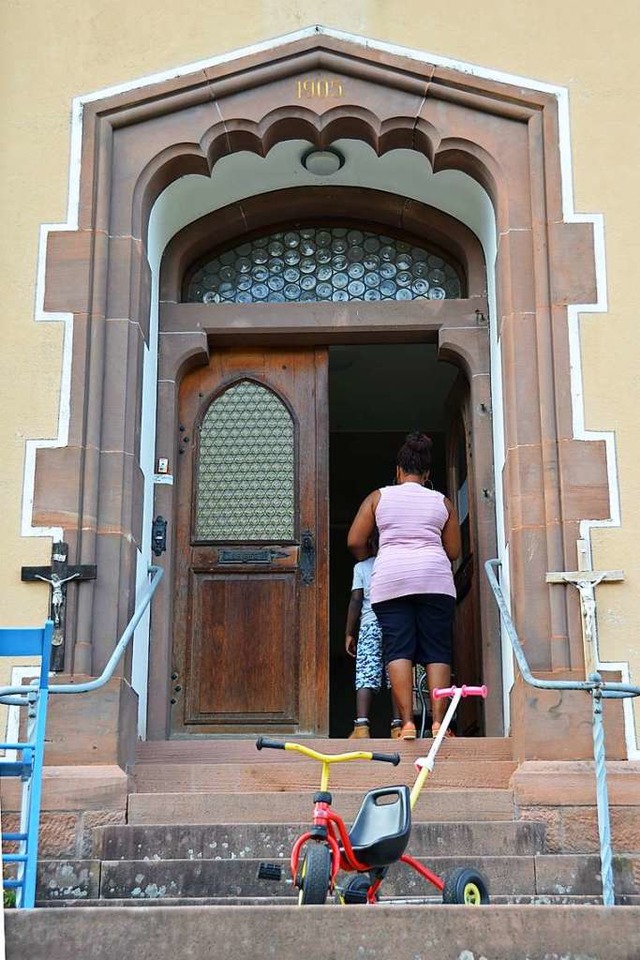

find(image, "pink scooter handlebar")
[432,684,488,700]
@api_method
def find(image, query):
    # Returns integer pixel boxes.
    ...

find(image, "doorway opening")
[328,342,482,738]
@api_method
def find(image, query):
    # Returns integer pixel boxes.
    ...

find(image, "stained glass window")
[185,227,463,304]
[195,380,295,541]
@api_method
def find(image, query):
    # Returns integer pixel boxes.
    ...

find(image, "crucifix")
[546,540,624,679]
[21,542,96,671]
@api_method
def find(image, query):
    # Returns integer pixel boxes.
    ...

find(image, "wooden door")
[170,348,328,736]
[446,380,484,735]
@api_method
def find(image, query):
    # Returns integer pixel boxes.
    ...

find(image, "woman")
[347,432,461,740]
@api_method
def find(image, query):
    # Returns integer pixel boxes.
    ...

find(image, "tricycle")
[256,684,490,905]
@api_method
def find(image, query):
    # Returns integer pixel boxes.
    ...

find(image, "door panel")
[187,573,297,720]
[171,347,328,736]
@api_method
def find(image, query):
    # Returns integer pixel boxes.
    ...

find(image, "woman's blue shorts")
[372,593,455,666]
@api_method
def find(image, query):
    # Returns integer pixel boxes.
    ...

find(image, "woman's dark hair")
[396,431,432,475]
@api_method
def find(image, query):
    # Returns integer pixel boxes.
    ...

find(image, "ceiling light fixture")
[302,148,345,176]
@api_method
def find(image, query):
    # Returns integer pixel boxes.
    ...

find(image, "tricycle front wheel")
[442,867,490,905]
[297,843,332,905]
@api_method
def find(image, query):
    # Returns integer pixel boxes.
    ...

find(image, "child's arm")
[345,589,364,657]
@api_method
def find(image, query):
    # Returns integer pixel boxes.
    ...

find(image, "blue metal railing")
[0,564,163,907]
[485,558,640,905]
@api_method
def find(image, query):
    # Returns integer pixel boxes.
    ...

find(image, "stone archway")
[151,187,494,738]
[35,32,610,753]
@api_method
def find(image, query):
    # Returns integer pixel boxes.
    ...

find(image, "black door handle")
[300,530,315,585]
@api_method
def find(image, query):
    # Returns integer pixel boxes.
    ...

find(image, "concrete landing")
[7,904,640,960]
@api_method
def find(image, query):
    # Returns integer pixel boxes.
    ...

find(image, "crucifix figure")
[34,571,81,627]
[546,540,624,679]
[21,542,96,671]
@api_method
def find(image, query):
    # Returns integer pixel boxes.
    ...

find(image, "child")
[345,535,402,739]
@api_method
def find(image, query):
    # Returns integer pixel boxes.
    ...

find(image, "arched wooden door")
[170,347,328,736]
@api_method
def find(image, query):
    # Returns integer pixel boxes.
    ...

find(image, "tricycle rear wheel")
[341,874,374,904]
[442,867,490,905]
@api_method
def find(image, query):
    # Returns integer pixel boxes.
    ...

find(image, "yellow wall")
[1,2,639,733]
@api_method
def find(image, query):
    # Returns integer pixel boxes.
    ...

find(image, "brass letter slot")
[218,548,288,565]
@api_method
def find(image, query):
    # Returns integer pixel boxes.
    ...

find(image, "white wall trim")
[598,661,639,760]
[21,222,75,541]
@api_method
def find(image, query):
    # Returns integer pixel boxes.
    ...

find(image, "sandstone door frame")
[157,188,494,737]
[34,32,611,747]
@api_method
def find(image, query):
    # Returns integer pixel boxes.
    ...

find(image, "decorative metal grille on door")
[195,380,295,542]
[185,227,463,304]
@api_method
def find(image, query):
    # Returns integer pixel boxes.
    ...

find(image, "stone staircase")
[5,736,640,959]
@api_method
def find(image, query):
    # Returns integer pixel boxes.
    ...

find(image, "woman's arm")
[442,497,462,561]
[347,491,380,560]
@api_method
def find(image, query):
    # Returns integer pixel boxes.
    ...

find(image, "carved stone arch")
[432,138,505,219]
[133,145,211,240]
[36,32,609,753]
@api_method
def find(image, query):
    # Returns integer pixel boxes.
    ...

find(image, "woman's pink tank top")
[370,482,456,604]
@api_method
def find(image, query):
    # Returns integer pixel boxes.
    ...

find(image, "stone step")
[135,737,513,763]
[133,737,515,796]
[128,788,517,824]
[93,820,546,861]
[7,904,640,960]
[37,852,640,902]
[36,893,640,907]
[133,759,516,793]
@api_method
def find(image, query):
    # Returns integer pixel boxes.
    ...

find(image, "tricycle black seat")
[348,785,411,867]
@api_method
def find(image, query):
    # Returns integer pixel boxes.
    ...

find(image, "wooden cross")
[21,541,96,671]
[546,540,624,679]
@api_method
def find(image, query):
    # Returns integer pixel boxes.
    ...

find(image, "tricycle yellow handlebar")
[256,736,400,792]
[281,742,379,764]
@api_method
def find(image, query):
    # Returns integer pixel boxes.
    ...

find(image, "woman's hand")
[345,634,357,657]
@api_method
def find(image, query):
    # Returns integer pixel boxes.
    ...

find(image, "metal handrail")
[485,557,640,906]
[0,564,163,701]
